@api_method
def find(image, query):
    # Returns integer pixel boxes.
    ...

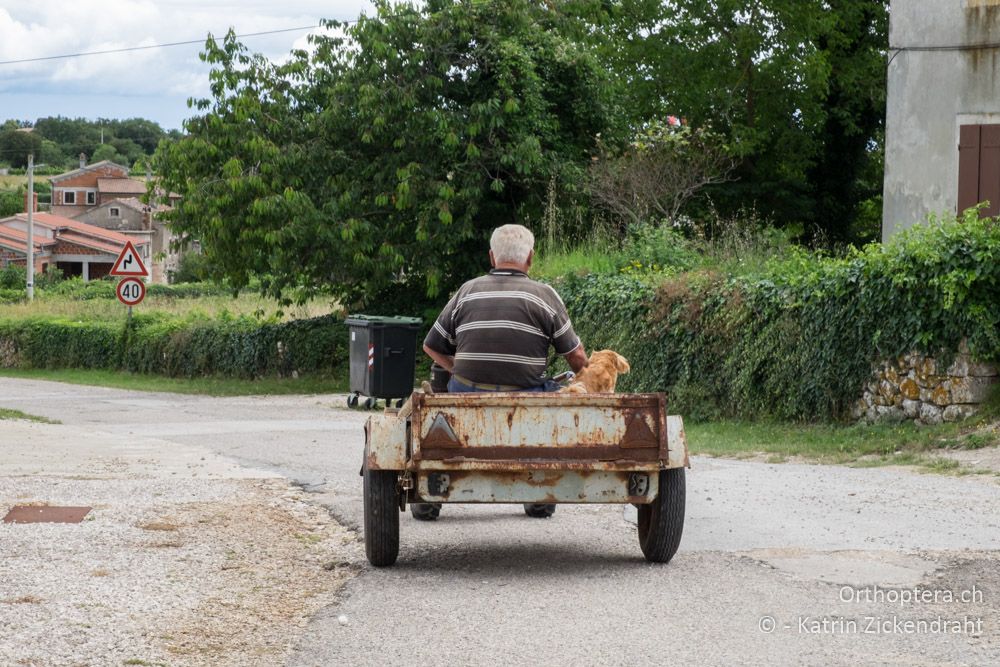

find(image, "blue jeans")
[447,376,561,393]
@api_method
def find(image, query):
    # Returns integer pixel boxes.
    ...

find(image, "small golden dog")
[562,350,630,393]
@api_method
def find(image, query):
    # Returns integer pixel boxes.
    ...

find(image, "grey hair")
[490,224,535,264]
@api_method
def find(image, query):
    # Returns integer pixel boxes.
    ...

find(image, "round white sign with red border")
[116,278,146,306]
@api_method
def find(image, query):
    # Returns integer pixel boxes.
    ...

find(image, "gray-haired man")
[423,224,588,392]
[419,224,589,519]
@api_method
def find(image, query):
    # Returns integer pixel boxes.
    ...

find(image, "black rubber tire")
[637,467,685,563]
[363,467,400,567]
[395,398,405,408]
[363,397,375,410]
[347,394,359,409]
[523,503,556,518]
[410,503,442,521]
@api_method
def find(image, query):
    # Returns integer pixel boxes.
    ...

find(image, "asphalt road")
[3,378,999,666]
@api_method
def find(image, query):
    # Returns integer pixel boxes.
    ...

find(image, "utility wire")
[888,41,1000,67]
[0,21,359,66]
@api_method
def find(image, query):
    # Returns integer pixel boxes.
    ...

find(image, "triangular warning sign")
[110,240,149,277]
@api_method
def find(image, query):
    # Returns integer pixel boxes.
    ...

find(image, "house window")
[958,124,1000,218]
[109,207,120,218]
[63,191,76,205]
[86,192,96,205]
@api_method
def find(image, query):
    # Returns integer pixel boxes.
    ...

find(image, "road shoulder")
[0,420,358,667]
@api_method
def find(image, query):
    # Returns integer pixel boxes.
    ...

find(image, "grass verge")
[0,407,60,424]
[686,418,1000,474]
[0,368,348,397]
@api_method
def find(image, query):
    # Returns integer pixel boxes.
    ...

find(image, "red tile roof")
[0,212,149,260]
[97,178,148,195]
[56,231,129,255]
[14,213,147,246]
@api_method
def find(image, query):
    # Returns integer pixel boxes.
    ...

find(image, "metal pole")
[26,153,34,301]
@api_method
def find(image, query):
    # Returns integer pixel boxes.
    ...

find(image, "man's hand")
[563,345,588,374]
[423,344,455,372]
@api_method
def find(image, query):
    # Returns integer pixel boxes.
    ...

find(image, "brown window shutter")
[958,124,981,215]
[979,125,1000,218]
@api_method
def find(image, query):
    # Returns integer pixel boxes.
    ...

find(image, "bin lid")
[345,314,422,327]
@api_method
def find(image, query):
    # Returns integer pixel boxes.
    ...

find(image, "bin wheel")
[363,466,400,567]
[395,398,405,408]
[523,503,556,518]
[347,393,359,409]
[410,503,441,521]
[363,397,375,410]
[637,468,685,563]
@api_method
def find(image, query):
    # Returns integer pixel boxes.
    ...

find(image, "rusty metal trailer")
[362,391,689,566]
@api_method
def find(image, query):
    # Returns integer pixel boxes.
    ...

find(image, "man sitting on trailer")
[422,223,588,392]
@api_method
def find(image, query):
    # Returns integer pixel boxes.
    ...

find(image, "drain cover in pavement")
[2,506,91,524]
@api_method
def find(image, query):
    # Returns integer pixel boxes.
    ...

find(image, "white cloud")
[0,0,374,127]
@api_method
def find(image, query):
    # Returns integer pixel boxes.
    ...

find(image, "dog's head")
[590,350,630,375]
[567,349,629,393]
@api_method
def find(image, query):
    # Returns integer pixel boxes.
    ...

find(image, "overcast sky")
[0,1,375,131]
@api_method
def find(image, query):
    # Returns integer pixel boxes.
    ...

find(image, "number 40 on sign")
[116,277,146,306]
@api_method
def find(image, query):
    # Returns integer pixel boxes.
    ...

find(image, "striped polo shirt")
[424,269,581,388]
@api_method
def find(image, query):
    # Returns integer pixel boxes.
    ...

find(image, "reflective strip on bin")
[368,343,375,372]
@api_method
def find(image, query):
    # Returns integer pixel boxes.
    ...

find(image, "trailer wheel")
[363,467,400,567]
[523,503,556,518]
[637,468,685,563]
[410,503,441,521]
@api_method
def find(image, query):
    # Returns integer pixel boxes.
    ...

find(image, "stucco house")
[0,210,150,280]
[883,0,1000,240]
[74,197,181,283]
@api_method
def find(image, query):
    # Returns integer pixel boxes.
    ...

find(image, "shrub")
[170,252,211,284]
[557,210,1000,421]
[0,265,24,289]
[0,313,349,379]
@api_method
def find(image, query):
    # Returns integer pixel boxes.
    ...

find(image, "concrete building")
[882,0,1000,240]
[74,197,181,283]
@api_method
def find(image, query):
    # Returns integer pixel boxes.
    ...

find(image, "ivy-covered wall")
[557,213,1000,421]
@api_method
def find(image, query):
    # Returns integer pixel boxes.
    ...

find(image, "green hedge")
[0,313,348,379]
[558,212,1000,421]
[41,278,234,300]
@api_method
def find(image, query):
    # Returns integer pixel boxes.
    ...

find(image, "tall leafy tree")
[600,0,887,242]
[155,0,613,305]
[0,130,42,168]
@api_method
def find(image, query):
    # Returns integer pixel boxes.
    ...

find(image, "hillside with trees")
[0,117,181,172]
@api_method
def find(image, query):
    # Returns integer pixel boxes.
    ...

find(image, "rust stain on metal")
[420,445,659,462]
[423,412,462,448]
[524,471,562,487]
[620,413,658,449]
[3,506,91,524]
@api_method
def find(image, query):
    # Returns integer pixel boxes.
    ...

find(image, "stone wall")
[854,343,998,424]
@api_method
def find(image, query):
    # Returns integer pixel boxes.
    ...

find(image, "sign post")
[110,241,149,324]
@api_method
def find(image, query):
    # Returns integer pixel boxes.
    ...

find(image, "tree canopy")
[155,0,614,305]
[0,116,180,170]
[153,0,890,305]
[601,0,888,242]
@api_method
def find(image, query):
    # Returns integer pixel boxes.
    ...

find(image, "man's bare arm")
[563,345,588,374]
[423,344,455,372]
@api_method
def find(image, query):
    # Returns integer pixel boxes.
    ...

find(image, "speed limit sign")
[116,277,146,306]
